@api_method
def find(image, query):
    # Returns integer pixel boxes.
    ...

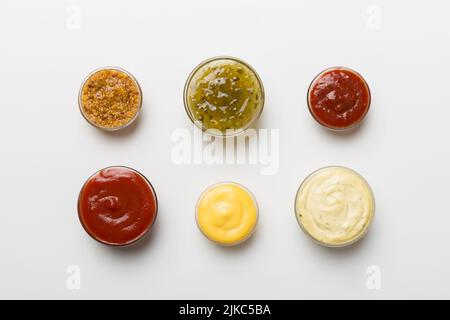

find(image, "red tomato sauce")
[308,68,370,129]
[78,167,157,246]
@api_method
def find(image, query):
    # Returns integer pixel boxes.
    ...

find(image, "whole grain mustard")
[80,68,141,130]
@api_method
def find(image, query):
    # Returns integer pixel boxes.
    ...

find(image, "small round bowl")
[78,166,158,247]
[294,166,375,247]
[184,56,265,137]
[78,67,143,131]
[307,66,371,131]
[195,181,259,246]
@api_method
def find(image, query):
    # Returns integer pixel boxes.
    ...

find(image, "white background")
[1,0,449,299]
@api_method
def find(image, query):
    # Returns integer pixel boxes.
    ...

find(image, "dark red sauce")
[308,67,370,129]
[78,167,157,246]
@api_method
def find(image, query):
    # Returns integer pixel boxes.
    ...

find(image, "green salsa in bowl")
[184,56,265,136]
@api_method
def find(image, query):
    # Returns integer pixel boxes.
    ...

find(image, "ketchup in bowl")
[307,67,371,130]
[78,166,157,246]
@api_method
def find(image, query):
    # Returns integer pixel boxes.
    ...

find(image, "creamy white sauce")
[295,167,375,246]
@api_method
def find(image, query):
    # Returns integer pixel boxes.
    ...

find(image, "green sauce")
[185,58,264,134]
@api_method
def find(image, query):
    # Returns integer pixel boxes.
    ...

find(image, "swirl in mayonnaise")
[295,166,375,246]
